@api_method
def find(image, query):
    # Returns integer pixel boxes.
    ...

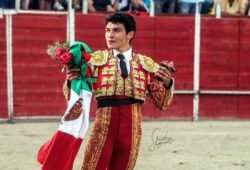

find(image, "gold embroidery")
[133,70,139,76]
[107,66,116,75]
[63,98,83,121]
[133,90,140,100]
[115,75,124,95]
[138,54,159,73]
[109,58,116,65]
[89,50,108,66]
[101,77,108,85]
[82,107,111,170]
[107,76,115,85]
[93,52,151,102]
[108,70,115,75]
[139,81,145,90]
[134,90,146,100]
[131,60,138,69]
[131,61,139,99]
[107,86,115,95]
[134,84,140,89]
[134,82,144,90]
[109,66,116,71]
[161,83,174,111]
[133,74,139,78]
[140,74,145,80]
[126,103,142,170]
[134,79,139,86]
[138,71,144,77]
[93,52,120,98]
[150,81,174,110]
[125,89,132,97]
[125,77,133,97]
[102,68,109,75]
[116,87,123,95]
[140,92,146,100]
[95,87,108,98]
[102,87,107,94]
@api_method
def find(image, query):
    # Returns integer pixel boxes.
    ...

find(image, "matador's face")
[105,22,134,52]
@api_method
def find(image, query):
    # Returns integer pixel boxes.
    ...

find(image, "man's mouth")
[107,40,116,44]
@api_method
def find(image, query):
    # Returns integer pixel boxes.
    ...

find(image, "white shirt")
[113,48,132,74]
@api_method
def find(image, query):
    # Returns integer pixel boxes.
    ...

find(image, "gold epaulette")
[138,54,159,73]
[89,50,108,66]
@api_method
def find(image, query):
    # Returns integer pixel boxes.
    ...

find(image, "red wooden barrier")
[238,18,250,118]
[199,17,250,119]
[200,18,240,90]
[154,16,194,118]
[0,17,7,118]
[199,18,240,118]
[12,14,67,117]
[0,13,250,119]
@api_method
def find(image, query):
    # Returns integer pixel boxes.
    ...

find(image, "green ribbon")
[69,41,96,95]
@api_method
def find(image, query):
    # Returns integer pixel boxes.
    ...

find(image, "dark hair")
[104,12,136,34]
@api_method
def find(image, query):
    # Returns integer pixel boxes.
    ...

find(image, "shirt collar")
[113,48,132,60]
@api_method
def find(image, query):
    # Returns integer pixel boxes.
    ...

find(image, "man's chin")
[107,45,116,50]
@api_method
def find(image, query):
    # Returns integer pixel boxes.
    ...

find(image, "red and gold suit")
[64,50,174,170]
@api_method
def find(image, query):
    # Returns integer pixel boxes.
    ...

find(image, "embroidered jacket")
[63,50,174,111]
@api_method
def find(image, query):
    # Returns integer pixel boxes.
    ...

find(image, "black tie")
[117,53,128,78]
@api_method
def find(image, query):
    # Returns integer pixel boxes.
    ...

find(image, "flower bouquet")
[37,41,96,170]
[47,41,91,72]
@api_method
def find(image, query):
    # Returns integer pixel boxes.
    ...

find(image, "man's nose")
[108,31,114,38]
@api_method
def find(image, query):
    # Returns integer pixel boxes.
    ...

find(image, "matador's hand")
[66,67,80,81]
[155,61,176,88]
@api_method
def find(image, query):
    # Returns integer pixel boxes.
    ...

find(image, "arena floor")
[0,120,250,170]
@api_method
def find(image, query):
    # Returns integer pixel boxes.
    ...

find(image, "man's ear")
[127,31,135,40]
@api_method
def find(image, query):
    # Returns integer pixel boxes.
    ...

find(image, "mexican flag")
[37,42,95,170]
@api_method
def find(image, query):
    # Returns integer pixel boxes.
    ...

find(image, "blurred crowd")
[0,0,249,16]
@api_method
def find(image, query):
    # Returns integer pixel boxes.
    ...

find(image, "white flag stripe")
[58,89,92,139]
[79,90,92,138]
